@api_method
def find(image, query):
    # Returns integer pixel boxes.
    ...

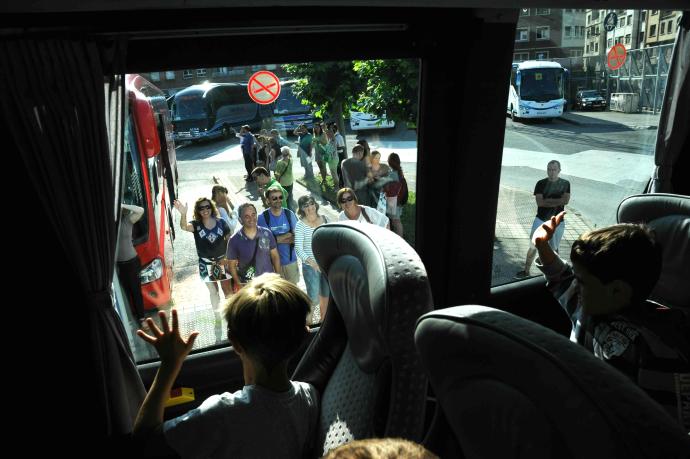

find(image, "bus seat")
[292,222,433,457]
[617,193,690,309]
[415,305,690,459]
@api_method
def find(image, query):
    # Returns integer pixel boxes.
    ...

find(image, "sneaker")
[514,270,530,279]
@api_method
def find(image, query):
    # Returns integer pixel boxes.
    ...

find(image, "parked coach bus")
[126,74,178,310]
[507,60,567,121]
[168,82,273,143]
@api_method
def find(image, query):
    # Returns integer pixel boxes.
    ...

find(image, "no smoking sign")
[247,71,281,105]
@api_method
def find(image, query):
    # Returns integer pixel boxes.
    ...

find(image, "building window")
[625,34,631,44]
[641,11,646,21]
[651,10,658,16]
[149,72,160,82]
[668,20,674,33]
[513,52,529,61]
[639,31,645,44]
[595,25,600,35]
[182,69,193,79]
[535,51,549,60]
[165,71,175,80]
[595,42,599,52]
[607,38,613,47]
[520,8,529,16]
[535,8,550,15]
[650,24,657,37]
[620,16,626,27]
[586,14,591,25]
[627,15,632,24]
[570,49,583,57]
[660,22,666,35]
[536,26,550,40]
[196,69,207,77]
[516,28,529,42]
[565,26,572,37]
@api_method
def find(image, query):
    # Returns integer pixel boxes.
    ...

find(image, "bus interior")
[2,0,689,457]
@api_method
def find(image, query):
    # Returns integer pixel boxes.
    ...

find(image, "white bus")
[507,60,566,121]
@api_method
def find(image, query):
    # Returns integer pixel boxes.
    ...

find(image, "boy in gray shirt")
[134,274,318,458]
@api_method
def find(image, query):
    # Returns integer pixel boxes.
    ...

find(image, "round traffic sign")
[604,12,618,32]
[247,71,281,105]
[607,43,627,71]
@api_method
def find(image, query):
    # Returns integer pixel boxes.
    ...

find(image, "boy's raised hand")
[137,309,199,369]
[532,211,566,247]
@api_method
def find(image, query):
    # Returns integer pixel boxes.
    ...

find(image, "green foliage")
[283,59,419,126]
[353,59,419,125]
[282,62,361,119]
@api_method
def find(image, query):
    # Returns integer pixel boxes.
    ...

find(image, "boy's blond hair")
[223,274,310,371]
[323,438,438,459]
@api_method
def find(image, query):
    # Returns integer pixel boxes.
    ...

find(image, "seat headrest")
[313,221,432,372]
[617,193,690,224]
[415,306,690,458]
[617,193,690,308]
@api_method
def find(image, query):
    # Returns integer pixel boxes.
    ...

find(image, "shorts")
[529,217,565,253]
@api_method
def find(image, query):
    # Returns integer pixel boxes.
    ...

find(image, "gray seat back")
[617,193,690,309]
[415,305,690,459]
[293,222,433,456]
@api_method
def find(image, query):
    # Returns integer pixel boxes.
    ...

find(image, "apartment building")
[646,10,683,47]
[513,8,586,61]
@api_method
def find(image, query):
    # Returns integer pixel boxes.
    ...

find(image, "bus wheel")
[221,125,230,138]
[510,105,519,122]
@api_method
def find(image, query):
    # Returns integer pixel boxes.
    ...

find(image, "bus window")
[492,7,680,286]
[123,59,420,362]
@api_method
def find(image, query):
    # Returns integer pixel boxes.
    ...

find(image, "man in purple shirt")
[227,203,281,289]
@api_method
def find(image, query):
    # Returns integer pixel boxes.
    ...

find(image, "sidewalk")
[558,110,659,130]
[492,185,592,286]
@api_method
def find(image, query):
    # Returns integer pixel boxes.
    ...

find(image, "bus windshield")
[274,84,310,115]
[519,68,564,102]
[172,94,207,120]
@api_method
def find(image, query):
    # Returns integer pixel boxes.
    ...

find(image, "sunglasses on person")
[301,200,316,209]
[270,195,283,202]
[197,204,212,210]
[339,195,355,204]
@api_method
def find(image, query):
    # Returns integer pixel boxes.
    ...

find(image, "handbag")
[237,238,260,284]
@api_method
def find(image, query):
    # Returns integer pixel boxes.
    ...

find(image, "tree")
[353,59,419,126]
[282,61,361,137]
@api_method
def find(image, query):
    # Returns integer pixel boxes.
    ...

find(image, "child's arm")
[134,309,199,436]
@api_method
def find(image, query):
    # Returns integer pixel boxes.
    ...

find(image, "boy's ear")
[609,279,633,305]
[229,336,245,355]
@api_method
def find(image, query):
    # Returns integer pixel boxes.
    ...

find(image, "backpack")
[398,175,409,206]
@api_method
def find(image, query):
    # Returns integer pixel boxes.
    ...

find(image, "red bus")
[124,74,178,310]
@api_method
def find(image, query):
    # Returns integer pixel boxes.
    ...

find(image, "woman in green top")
[274,147,295,210]
[311,122,328,187]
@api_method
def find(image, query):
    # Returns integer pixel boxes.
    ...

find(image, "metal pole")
[640,48,646,110]
[652,46,661,114]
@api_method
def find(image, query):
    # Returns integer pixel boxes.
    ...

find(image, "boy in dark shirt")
[535,211,690,432]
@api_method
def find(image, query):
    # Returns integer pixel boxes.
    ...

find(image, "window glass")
[123,60,419,361]
[493,7,679,286]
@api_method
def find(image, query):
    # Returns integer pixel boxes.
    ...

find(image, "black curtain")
[0,38,145,438]
[649,11,690,193]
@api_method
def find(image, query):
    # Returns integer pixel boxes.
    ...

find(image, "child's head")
[223,273,311,372]
[570,223,661,315]
[323,438,438,459]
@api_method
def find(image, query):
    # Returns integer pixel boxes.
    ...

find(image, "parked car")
[349,111,395,131]
[575,90,607,111]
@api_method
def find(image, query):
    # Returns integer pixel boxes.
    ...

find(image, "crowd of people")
[172,122,409,327]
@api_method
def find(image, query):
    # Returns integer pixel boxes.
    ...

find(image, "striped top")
[295,215,328,262]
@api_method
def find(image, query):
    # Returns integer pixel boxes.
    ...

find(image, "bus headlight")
[140,258,163,284]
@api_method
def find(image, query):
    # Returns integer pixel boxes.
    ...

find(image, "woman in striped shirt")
[295,195,330,322]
